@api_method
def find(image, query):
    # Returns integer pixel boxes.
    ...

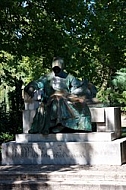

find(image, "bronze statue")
[24,57,94,134]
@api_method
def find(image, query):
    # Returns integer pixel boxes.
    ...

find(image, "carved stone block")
[23,110,36,133]
[105,107,121,138]
[2,137,126,165]
[16,133,117,143]
[89,108,105,122]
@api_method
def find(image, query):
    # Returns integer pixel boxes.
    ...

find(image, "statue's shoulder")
[67,73,75,80]
[46,72,54,80]
[37,72,53,82]
[67,73,78,83]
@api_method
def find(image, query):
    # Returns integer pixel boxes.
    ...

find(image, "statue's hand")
[23,91,33,102]
[27,86,35,98]
[24,86,35,98]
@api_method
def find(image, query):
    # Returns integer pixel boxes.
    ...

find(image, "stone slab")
[24,101,40,110]
[2,137,126,165]
[24,90,42,110]
[16,132,117,143]
[23,110,36,133]
[105,107,121,137]
[89,107,105,122]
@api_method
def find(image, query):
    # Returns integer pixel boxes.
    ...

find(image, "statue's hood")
[52,60,63,69]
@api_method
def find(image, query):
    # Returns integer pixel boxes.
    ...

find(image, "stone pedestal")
[2,135,126,165]
[15,132,117,143]
[2,104,125,166]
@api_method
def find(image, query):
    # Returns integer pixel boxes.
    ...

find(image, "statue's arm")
[69,75,84,95]
[24,77,45,98]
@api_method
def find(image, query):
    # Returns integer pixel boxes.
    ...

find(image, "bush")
[0,132,14,143]
[97,68,126,112]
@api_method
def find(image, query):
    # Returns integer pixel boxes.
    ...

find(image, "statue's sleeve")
[35,76,46,89]
[68,75,81,93]
[24,76,46,99]
[25,76,46,90]
[69,75,87,96]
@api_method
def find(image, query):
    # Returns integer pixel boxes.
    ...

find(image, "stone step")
[0,179,126,190]
[0,170,126,181]
[0,165,126,190]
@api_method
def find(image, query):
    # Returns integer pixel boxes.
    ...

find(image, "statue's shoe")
[28,129,38,134]
[51,125,64,133]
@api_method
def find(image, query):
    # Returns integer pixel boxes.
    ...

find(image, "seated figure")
[24,57,93,134]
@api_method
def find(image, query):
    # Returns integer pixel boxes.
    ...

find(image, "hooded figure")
[24,57,92,134]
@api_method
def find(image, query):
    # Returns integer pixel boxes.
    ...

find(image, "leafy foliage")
[112,68,126,91]
[0,132,14,143]
[97,68,126,112]
[112,68,126,111]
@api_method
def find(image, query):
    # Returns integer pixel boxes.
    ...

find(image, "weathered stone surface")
[24,101,39,110]
[23,110,36,133]
[0,164,126,190]
[16,132,117,143]
[1,180,126,190]
[2,137,126,165]
[0,180,126,190]
[105,107,121,138]
[90,108,105,123]
[90,107,121,138]
[96,123,106,132]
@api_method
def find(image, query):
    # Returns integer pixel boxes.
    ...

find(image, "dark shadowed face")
[52,66,61,74]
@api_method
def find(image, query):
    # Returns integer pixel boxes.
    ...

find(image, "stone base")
[2,137,126,165]
[16,132,117,143]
